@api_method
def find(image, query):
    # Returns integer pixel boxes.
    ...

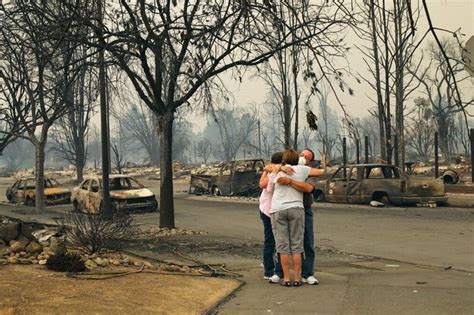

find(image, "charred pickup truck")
[189,159,265,196]
[311,164,448,206]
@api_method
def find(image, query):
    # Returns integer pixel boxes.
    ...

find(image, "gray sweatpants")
[271,207,305,254]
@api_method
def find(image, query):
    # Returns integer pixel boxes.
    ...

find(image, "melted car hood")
[110,189,154,199]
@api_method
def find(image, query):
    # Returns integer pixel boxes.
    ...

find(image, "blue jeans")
[259,210,283,277]
[301,207,315,278]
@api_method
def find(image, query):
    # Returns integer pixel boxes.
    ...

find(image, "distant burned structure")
[189,159,265,197]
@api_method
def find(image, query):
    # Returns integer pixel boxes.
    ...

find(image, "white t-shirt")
[270,165,311,213]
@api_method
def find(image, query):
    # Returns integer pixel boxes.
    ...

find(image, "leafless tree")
[212,107,258,161]
[356,0,423,165]
[405,97,434,162]
[413,39,473,160]
[50,52,98,182]
[71,0,326,227]
[112,99,160,166]
[0,1,91,210]
[257,1,353,149]
[195,139,214,164]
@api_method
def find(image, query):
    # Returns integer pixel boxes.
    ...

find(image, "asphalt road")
[153,193,473,272]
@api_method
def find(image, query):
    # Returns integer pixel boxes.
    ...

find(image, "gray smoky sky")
[186,0,473,132]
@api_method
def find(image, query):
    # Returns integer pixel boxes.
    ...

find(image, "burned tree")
[79,0,325,228]
[257,1,353,149]
[356,0,423,165]
[0,1,89,210]
[51,52,98,182]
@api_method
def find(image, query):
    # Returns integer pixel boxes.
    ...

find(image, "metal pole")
[257,120,262,156]
[343,137,347,179]
[470,128,474,183]
[98,0,111,216]
[356,139,360,164]
[434,131,439,178]
[394,135,399,167]
[365,135,369,164]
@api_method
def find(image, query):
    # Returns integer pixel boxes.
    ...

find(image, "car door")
[76,180,90,210]
[325,167,350,203]
[345,166,362,203]
[88,179,101,213]
[14,180,26,204]
[7,180,19,202]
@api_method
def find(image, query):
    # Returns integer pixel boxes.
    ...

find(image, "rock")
[0,239,6,247]
[111,259,121,266]
[38,259,47,265]
[0,259,8,265]
[0,222,20,242]
[19,251,28,257]
[32,229,57,244]
[49,237,66,255]
[7,256,18,264]
[18,258,31,264]
[18,223,34,240]
[9,238,30,253]
[94,257,109,267]
[0,246,10,256]
[143,261,152,268]
[26,241,43,254]
[85,259,98,269]
[31,259,38,264]
[133,261,142,267]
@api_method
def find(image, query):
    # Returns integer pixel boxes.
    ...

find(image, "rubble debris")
[370,200,385,207]
[144,226,208,237]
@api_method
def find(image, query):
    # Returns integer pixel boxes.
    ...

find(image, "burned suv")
[72,175,158,213]
[6,177,71,206]
[311,164,448,206]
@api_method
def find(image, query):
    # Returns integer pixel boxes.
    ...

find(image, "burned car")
[311,164,448,206]
[72,175,158,213]
[6,177,71,206]
[189,159,265,196]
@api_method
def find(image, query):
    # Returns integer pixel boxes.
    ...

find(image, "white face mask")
[298,156,307,165]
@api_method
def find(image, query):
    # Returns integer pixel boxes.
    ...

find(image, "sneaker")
[263,276,271,280]
[302,276,319,285]
[268,275,281,283]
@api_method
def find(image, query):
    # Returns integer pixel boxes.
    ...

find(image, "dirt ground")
[0,264,241,315]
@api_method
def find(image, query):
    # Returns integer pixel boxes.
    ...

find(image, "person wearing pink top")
[259,152,283,280]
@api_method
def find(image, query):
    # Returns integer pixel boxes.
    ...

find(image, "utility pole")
[257,120,262,157]
[434,131,439,179]
[470,129,474,183]
[98,0,111,216]
[365,135,369,164]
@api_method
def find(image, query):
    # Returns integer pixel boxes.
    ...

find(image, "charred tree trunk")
[34,137,47,211]
[369,0,386,161]
[158,110,175,228]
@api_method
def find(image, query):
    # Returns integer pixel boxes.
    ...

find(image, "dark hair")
[304,148,315,162]
[282,148,299,166]
[271,152,283,164]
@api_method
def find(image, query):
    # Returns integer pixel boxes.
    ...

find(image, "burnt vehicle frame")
[6,177,71,206]
[72,175,158,214]
[311,164,448,206]
[189,159,265,196]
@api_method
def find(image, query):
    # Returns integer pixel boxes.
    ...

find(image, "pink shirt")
[259,172,275,217]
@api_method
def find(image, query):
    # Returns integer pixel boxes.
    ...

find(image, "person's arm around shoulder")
[259,170,269,189]
[276,176,314,193]
[309,167,325,177]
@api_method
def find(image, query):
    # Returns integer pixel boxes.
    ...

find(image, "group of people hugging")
[259,148,324,287]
